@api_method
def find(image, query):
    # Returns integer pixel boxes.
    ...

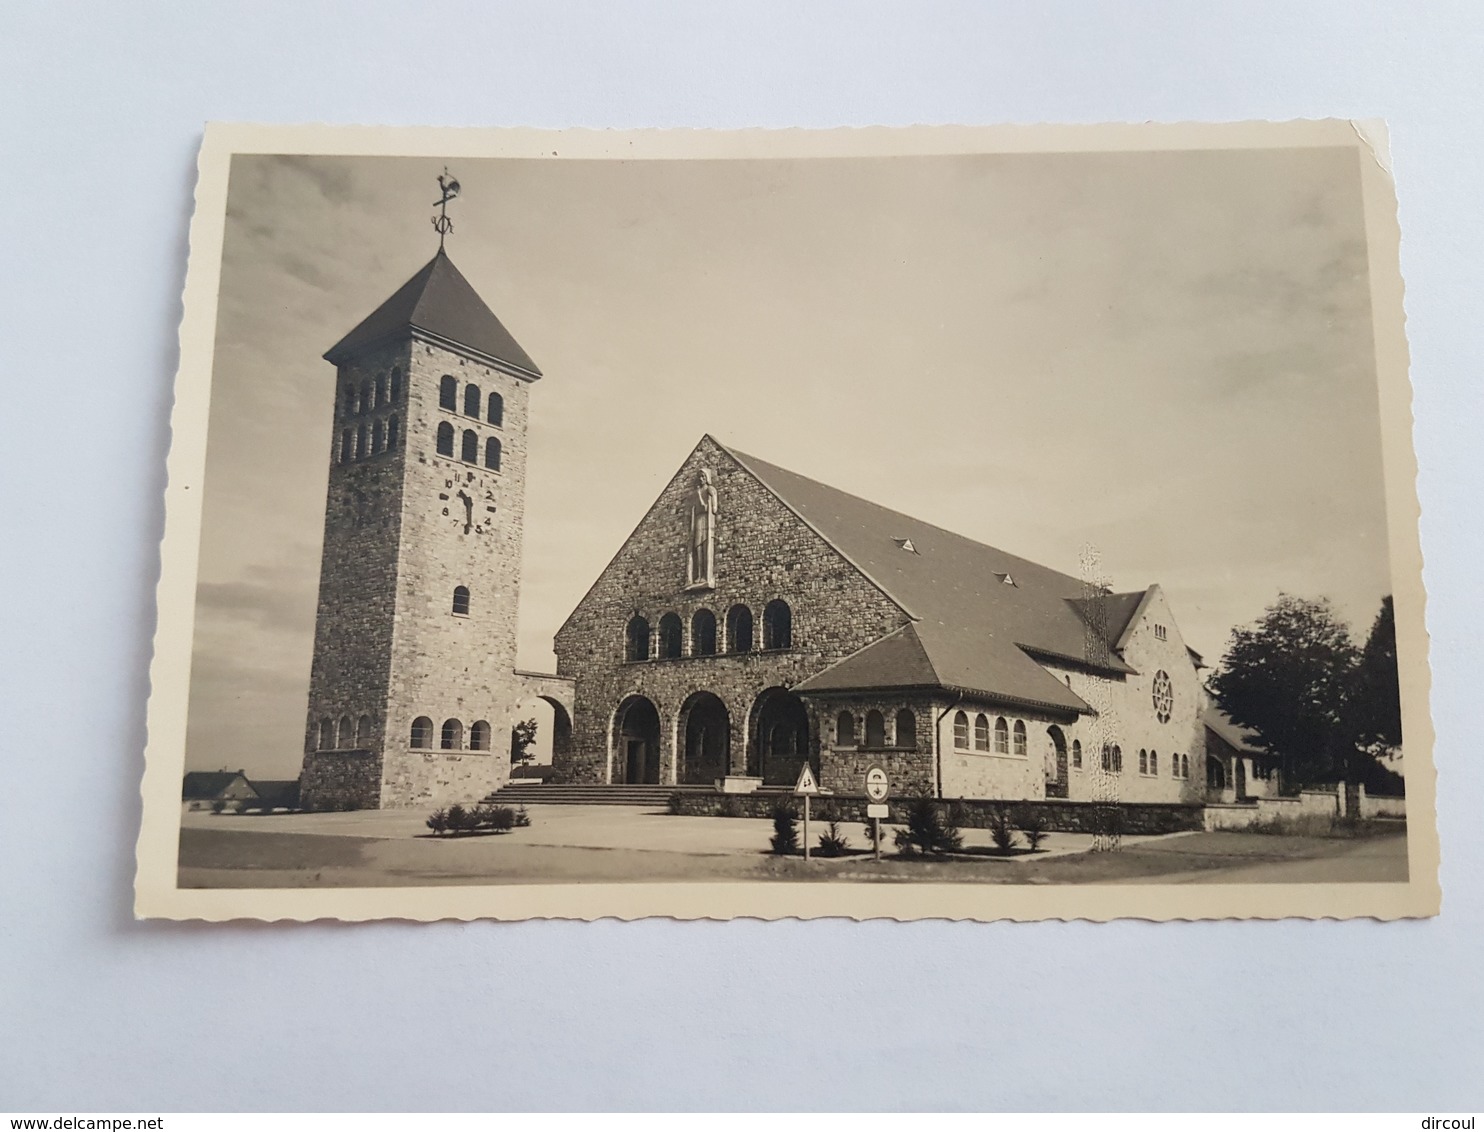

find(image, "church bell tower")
[299,179,543,810]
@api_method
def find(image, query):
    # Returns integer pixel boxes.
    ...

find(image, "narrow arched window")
[356,715,372,747]
[464,383,481,418]
[625,615,651,662]
[452,586,470,615]
[1112,745,1123,773]
[1149,750,1158,776]
[338,716,353,748]
[318,718,335,750]
[895,709,917,749]
[488,391,504,427]
[1139,749,1149,775]
[439,375,458,411]
[691,608,717,655]
[355,424,368,459]
[359,380,371,415]
[864,710,886,748]
[410,716,433,749]
[386,414,399,451]
[485,436,501,470]
[658,612,682,659]
[1182,753,1190,779]
[376,372,388,407]
[838,711,858,746]
[461,429,478,463]
[340,430,353,464]
[726,605,753,653]
[994,717,1009,754]
[469,720,490,752]
[763,599,792,649]
[436,421,454,456]
[953,710,969,749]
[372,418,386,453]
[1101,743,1113,772]
[389,367,401,403]
[341,384,355,419]
[440,718,463,750]
[1013,720,1027,757]
[1072,739,1083,769]
[974,713,990,751]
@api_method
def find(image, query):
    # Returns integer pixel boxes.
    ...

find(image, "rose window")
[1152,670,1173,724]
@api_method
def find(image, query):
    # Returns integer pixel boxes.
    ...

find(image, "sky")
[184,145,1393,778]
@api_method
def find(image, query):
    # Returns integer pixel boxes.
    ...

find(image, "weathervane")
[432,167,460,250]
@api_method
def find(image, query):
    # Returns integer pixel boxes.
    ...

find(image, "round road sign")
[864,765,890,802]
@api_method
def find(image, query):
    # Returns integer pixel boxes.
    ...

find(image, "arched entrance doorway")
[539,696,573,767]
[614,695,661,784]
[679,692,730,785]
[1206,754,1227,797]
[1046,726,1069,798]
[749,687,812,786]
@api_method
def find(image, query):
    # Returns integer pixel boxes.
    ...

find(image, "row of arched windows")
[625,601,792,661]
[340,367,402,420]
[438,375,504,427]
[435,422,502,470]
[410,716,493,751]
[836,708,917,750]
[339,415,400,464]
[952,712,1029,757]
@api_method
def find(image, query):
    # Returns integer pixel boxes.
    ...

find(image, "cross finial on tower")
[432,167,461,251]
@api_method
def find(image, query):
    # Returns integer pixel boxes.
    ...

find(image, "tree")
[1350,595,1402,754]
[510,718,539,764]
[1210,594,1360,786]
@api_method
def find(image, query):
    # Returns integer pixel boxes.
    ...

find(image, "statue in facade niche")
[687,468,718,588]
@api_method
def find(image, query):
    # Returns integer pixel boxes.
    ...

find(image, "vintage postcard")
[135,121,1438,921]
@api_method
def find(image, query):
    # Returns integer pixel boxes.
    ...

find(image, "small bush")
[988,805,1018,852]
[666,791,684,815]
[446,804,469,834]
[483,805,516,833]
[514,804,531,828]
[895,794,963,856]
[815,803,851,857]
[426,808,449,837]
[1015,806,1049,852]
[770,801,799,855]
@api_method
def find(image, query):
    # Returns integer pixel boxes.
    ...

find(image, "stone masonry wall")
[301,750,384,811]
[553,435,910,785]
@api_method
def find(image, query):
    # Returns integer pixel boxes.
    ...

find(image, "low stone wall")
[670,790,1203,834]
[301,750,383,811]
[1360,791,1406,819]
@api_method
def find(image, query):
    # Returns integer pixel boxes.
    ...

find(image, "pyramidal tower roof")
[324,249,542,379]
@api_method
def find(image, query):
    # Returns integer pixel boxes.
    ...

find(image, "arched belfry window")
[658,613,683,659]
[762,600,792,650]
[488,391,504,427]
[436,422,454,457]
[461,429,478,464]
[386,414,399,451]
[954,710,970,749]
[464,384,482,418]
[389,367,401,403]
[691,609,717,655]
[317,718,335,750]
[440,719,463,750]
[439,375,458,411]
[356,715,373,747]
[485,437,502,471]
[726,605,753,654]
[339,430,353,464]
[341,384,355,418]
[376,372,388,406]
[838,711,858,747]
[410,717,433,749]
[338,716,353,748]
[452,586,470,616]
[359,380,371,414]
[355,424,368,459]
[864,710,886,748]
[469,720,491,752]
[625,615,651,662]
[372,418,386,453]
[895,709,917,749]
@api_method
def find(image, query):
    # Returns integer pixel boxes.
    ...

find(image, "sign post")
[864,765,891,862]
[794,763,820,861]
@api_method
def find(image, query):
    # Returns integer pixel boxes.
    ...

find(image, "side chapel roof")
[718,442,1156,715]
[324,249,542,379]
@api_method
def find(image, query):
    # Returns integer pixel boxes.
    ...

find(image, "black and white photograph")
[135,121,1435,921]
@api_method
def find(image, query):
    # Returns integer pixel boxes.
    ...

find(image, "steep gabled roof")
[720,443,1135,714]
[324,250,542,379]
[1202,706,1269,757]
[181,771,255,801]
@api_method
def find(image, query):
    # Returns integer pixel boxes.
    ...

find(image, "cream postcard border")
[135,120,1439,922]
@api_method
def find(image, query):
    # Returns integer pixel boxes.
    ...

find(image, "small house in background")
[181,770,259,812]
[249,779,302,811]
[1202,707,1282,802]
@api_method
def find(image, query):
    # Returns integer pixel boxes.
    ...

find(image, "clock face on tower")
[438,478,497,536]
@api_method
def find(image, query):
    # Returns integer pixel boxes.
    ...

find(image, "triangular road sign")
[793,763,820,796]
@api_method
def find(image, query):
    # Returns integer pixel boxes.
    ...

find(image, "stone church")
[553,435,1213,805]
